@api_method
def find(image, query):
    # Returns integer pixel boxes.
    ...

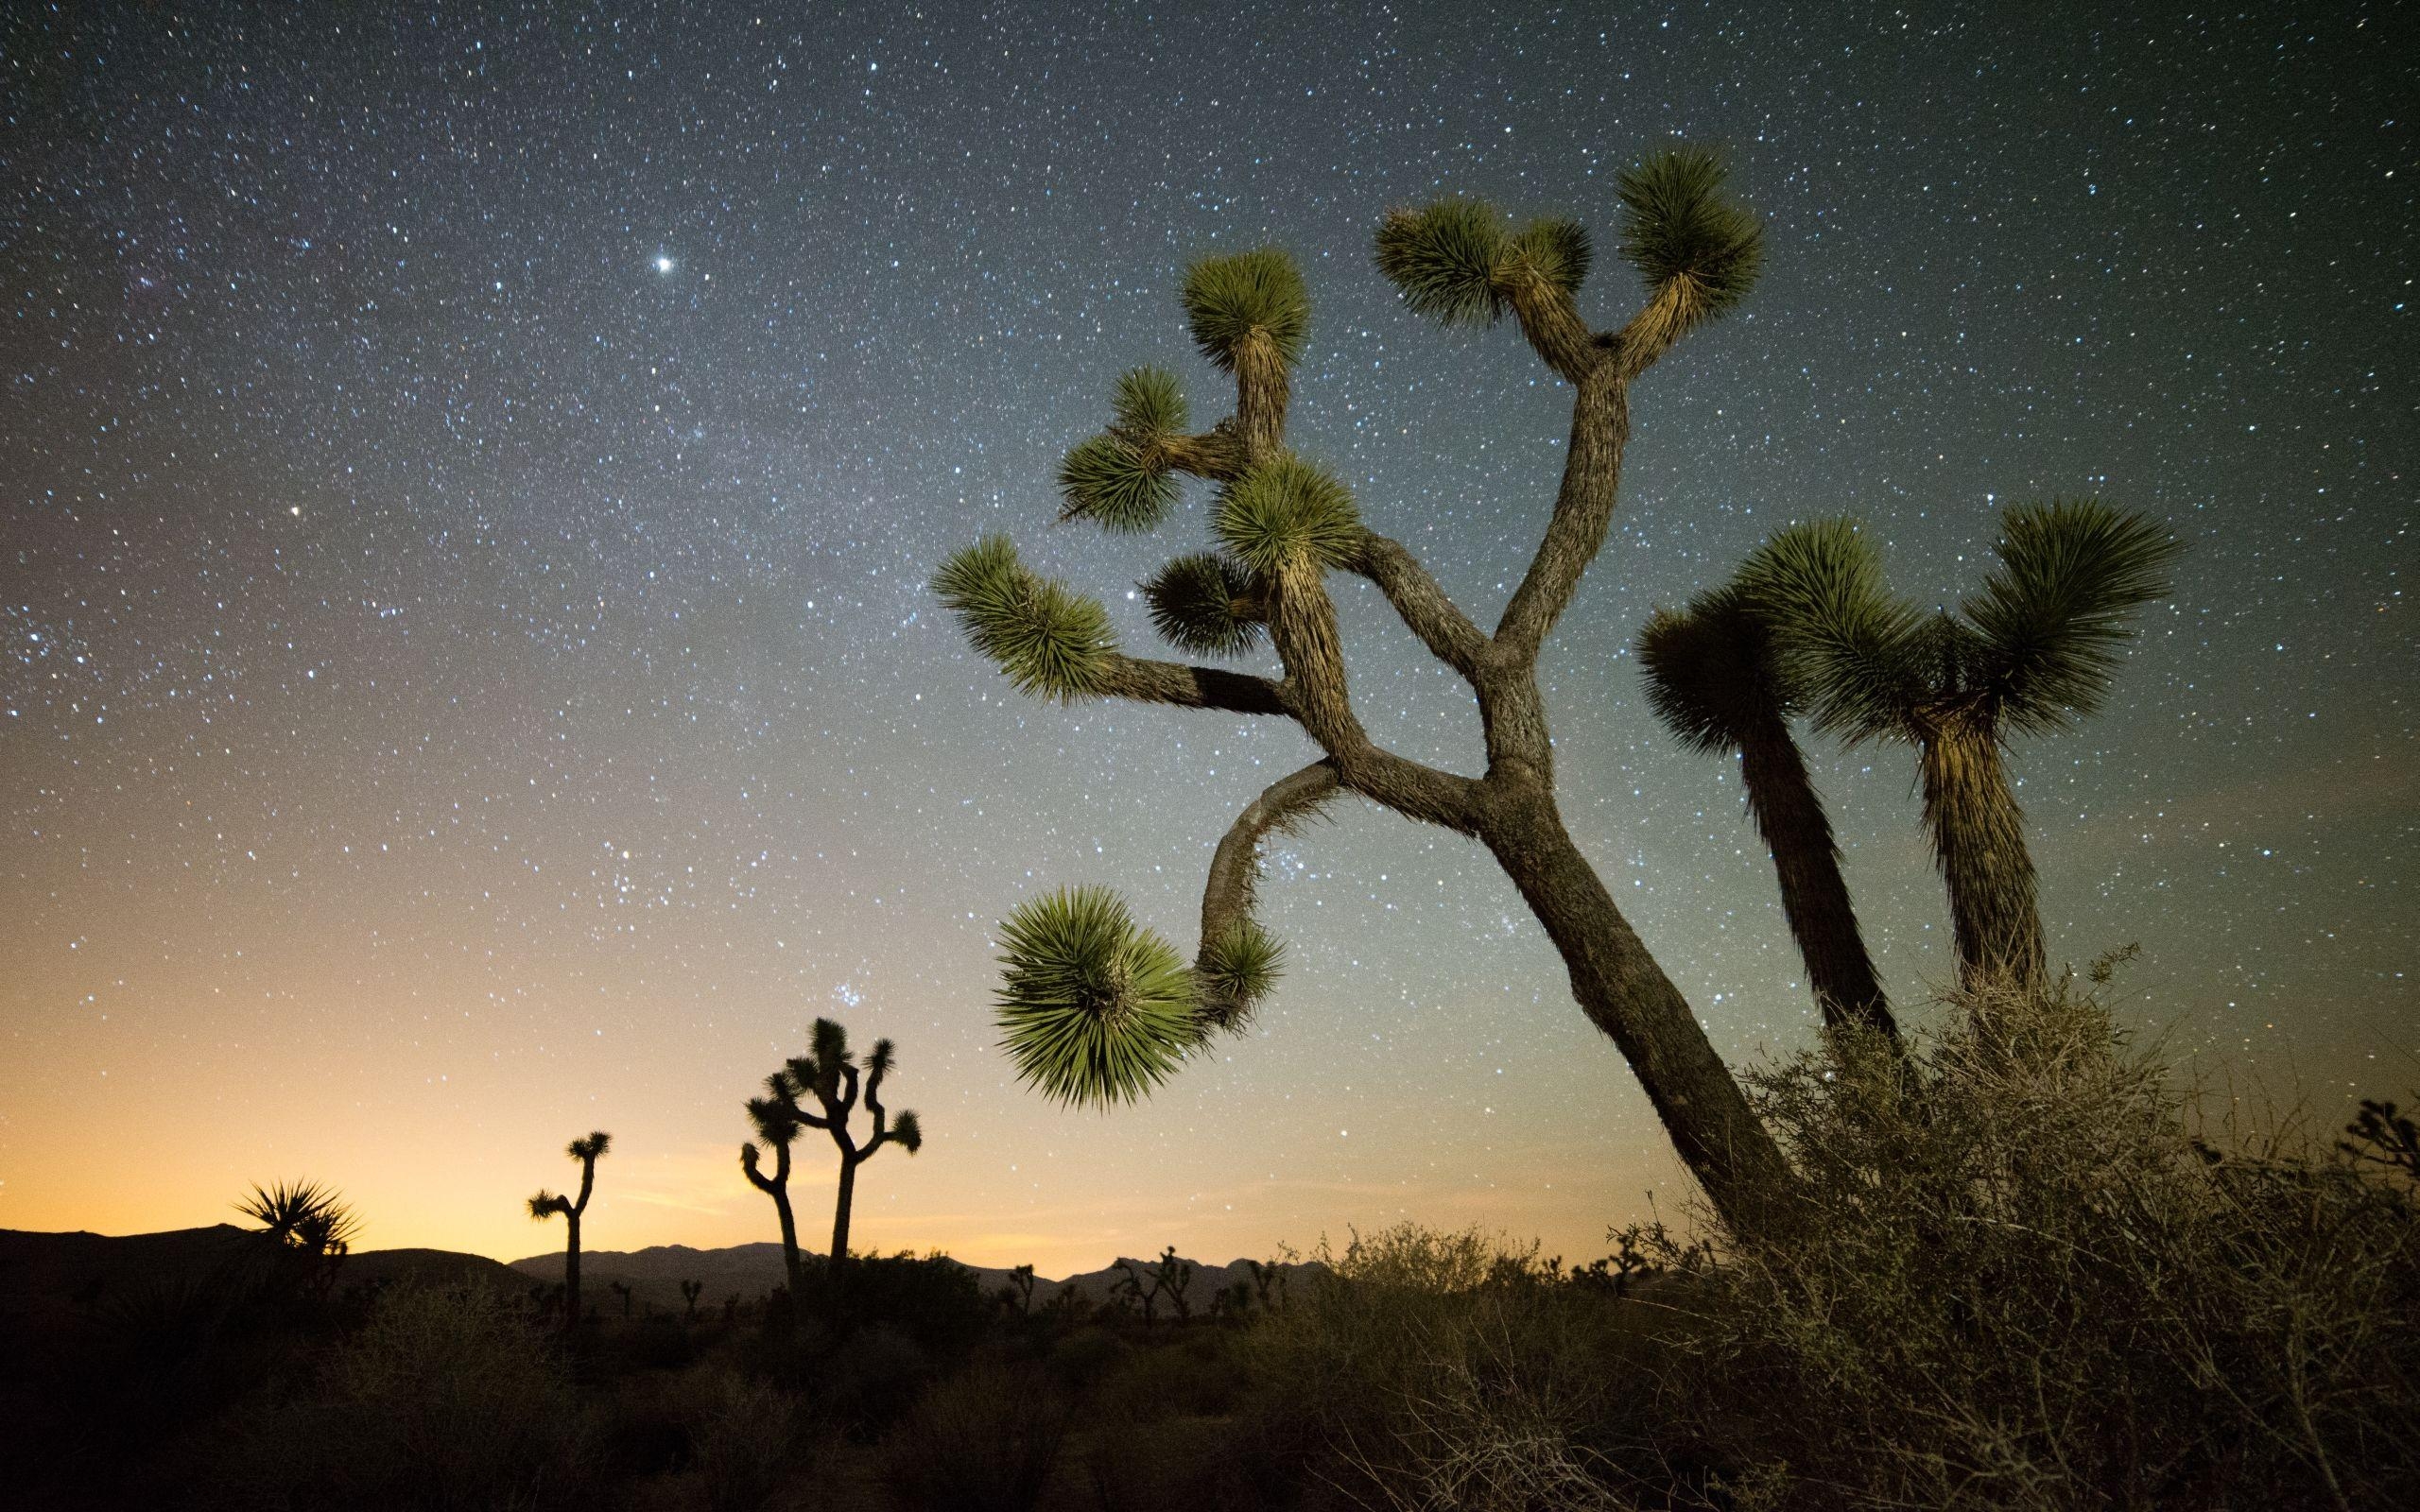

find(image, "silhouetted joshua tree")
[937,150,1797,1230]
[747,1018,925,1297]
[1152,1246,1196,1322]
[1737,503,2179,989]
[999,1263,1038,1316]
[234,1178,361,1300]
[740,1078,807,1297]
[609,1279,633,1318]
[527,1130,611,1332]
[1638,587,1894,1040]
[681,1279,704,1321]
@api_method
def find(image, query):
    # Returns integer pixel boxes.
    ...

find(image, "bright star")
[654,254,675,274]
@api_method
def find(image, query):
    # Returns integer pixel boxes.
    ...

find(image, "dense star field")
[3,3,2410,1270]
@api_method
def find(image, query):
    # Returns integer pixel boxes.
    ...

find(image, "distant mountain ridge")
[507,1241,1319,1314]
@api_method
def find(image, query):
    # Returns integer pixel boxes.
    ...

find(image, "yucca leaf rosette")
[1193,918,1286,1031]
[1374,199,1508,325]
[1058,367,1195,531]
[933,535,1118,700]
[1616,148,1764,334]
[994,886,1198,1108]
[1963,499,2180,734]
[1215,455,1361,574]
[1182,248,1309,371]
[1141,551,1261,657]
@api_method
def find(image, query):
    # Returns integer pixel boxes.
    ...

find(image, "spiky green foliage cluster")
[1196,918,1286,1026]
[1112,366,1189,437]
[1506,215,1592,296]
[1181,248,1309,371]
[1215,455,1362,574]
[237,1179,361,1255]
[994,885,1197,1108]
[1616,148,1764,320]
[1374,201,1594,326]
[567,1130,612,1162]
[890,1108,925,1152]
[1058,434,1175,531]
[934,535,1119,699]
[1636,587,1792,755]
[1736,519,1927,743]
[1964,500,2181,733]
[1374,199,1508,325]
[1142,551,1261,657]
[1741,505,2179,743]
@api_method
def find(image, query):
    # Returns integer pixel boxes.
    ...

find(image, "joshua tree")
[937,149,1793,1229]
[1737,503,2179,989]
[748,1018,924,1297]
[681,1278,704,1321]
[740,1077,807,1298]
[1151,1246,1197,1322]
[1637,587,1895,1040]
[999,1263,1038,1316]
[1246,1258,1285,1311]
[233,1178,361,1301]
[609,1279,634,1318]
[527,1130,611,1332]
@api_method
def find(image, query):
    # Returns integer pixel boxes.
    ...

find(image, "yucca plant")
[1638,586,1894,1040]
[1738,503,2180,988]
[233,1177,361,1301]
[740,1075,807,1298]
[938,150,1797,1231]
[746,1018,924,1310]
[527,1130,611,1331]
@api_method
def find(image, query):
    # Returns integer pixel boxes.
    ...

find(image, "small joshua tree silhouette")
[609,1279,633,1318]
[527,1130,611,1332]
[744,1018,924,1307]
[1151,1246,1196,1323]
[998,1263,1038,1315]
[681,1279,704,1321]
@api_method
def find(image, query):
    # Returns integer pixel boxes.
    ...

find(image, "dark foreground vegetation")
[6,978,2414,1511]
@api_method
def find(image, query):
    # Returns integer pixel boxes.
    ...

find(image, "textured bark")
[1739,715,1894,1037]
[1920,719,2046,990]
[831,1157,858,1268]
[1478,780,1798,1228]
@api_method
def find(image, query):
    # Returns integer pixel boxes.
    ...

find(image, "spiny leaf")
[994,885,1197,1109]
[1374,199,1508,325]
[1182,248,1309,371]
[1111,366,1190,438]
[1616,148,1764,325]
[1965,499,2180,734]
[1215,455,1362,574]
[1636,586,1792,756]
[934,535,1119,700]
[1736,519,1928,745]
[1142,551,1262,658]
[890,1108,925,1153]
[1059,432,1178,531]
[1195,918,1285,1031]
[1506,215,1592,299]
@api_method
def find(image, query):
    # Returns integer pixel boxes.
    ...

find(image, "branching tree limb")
[937,149,1800,1231]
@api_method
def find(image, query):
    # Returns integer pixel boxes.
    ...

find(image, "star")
[654,254,675,275]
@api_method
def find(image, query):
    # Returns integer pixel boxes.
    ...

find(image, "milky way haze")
[4,3,2410,1270]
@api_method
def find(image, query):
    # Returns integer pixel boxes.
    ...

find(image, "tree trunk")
[1478,781,1796,1233]
[772,1188,802,1297]
[1739,718,1895,1040]
[1919,720,2046,990]
[562,1213,582,1332]
[830,1158,857,1278]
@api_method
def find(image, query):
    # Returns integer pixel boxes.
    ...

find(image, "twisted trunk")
[771,1186,802,1297]
[1477,776,1797,1232]
[1919,718,2046,990]
[1739,716,1894,1039]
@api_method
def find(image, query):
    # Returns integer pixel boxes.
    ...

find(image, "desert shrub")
[802,1249,992,1356]
[1080,1409,1316,1512]
[617,1309,696,1370]
[682,1365,810,1512]
[1674,978,2420,1510]
[1046,1323,1132,1389]
[881,1360,1073,1512]
[1246,1223,1660,1509]
[811,1321,933,1430]
[208,1280,593,1510]
[1091,1327,1253,1419]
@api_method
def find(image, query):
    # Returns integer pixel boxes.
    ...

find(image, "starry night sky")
[4,2,2411,1270]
